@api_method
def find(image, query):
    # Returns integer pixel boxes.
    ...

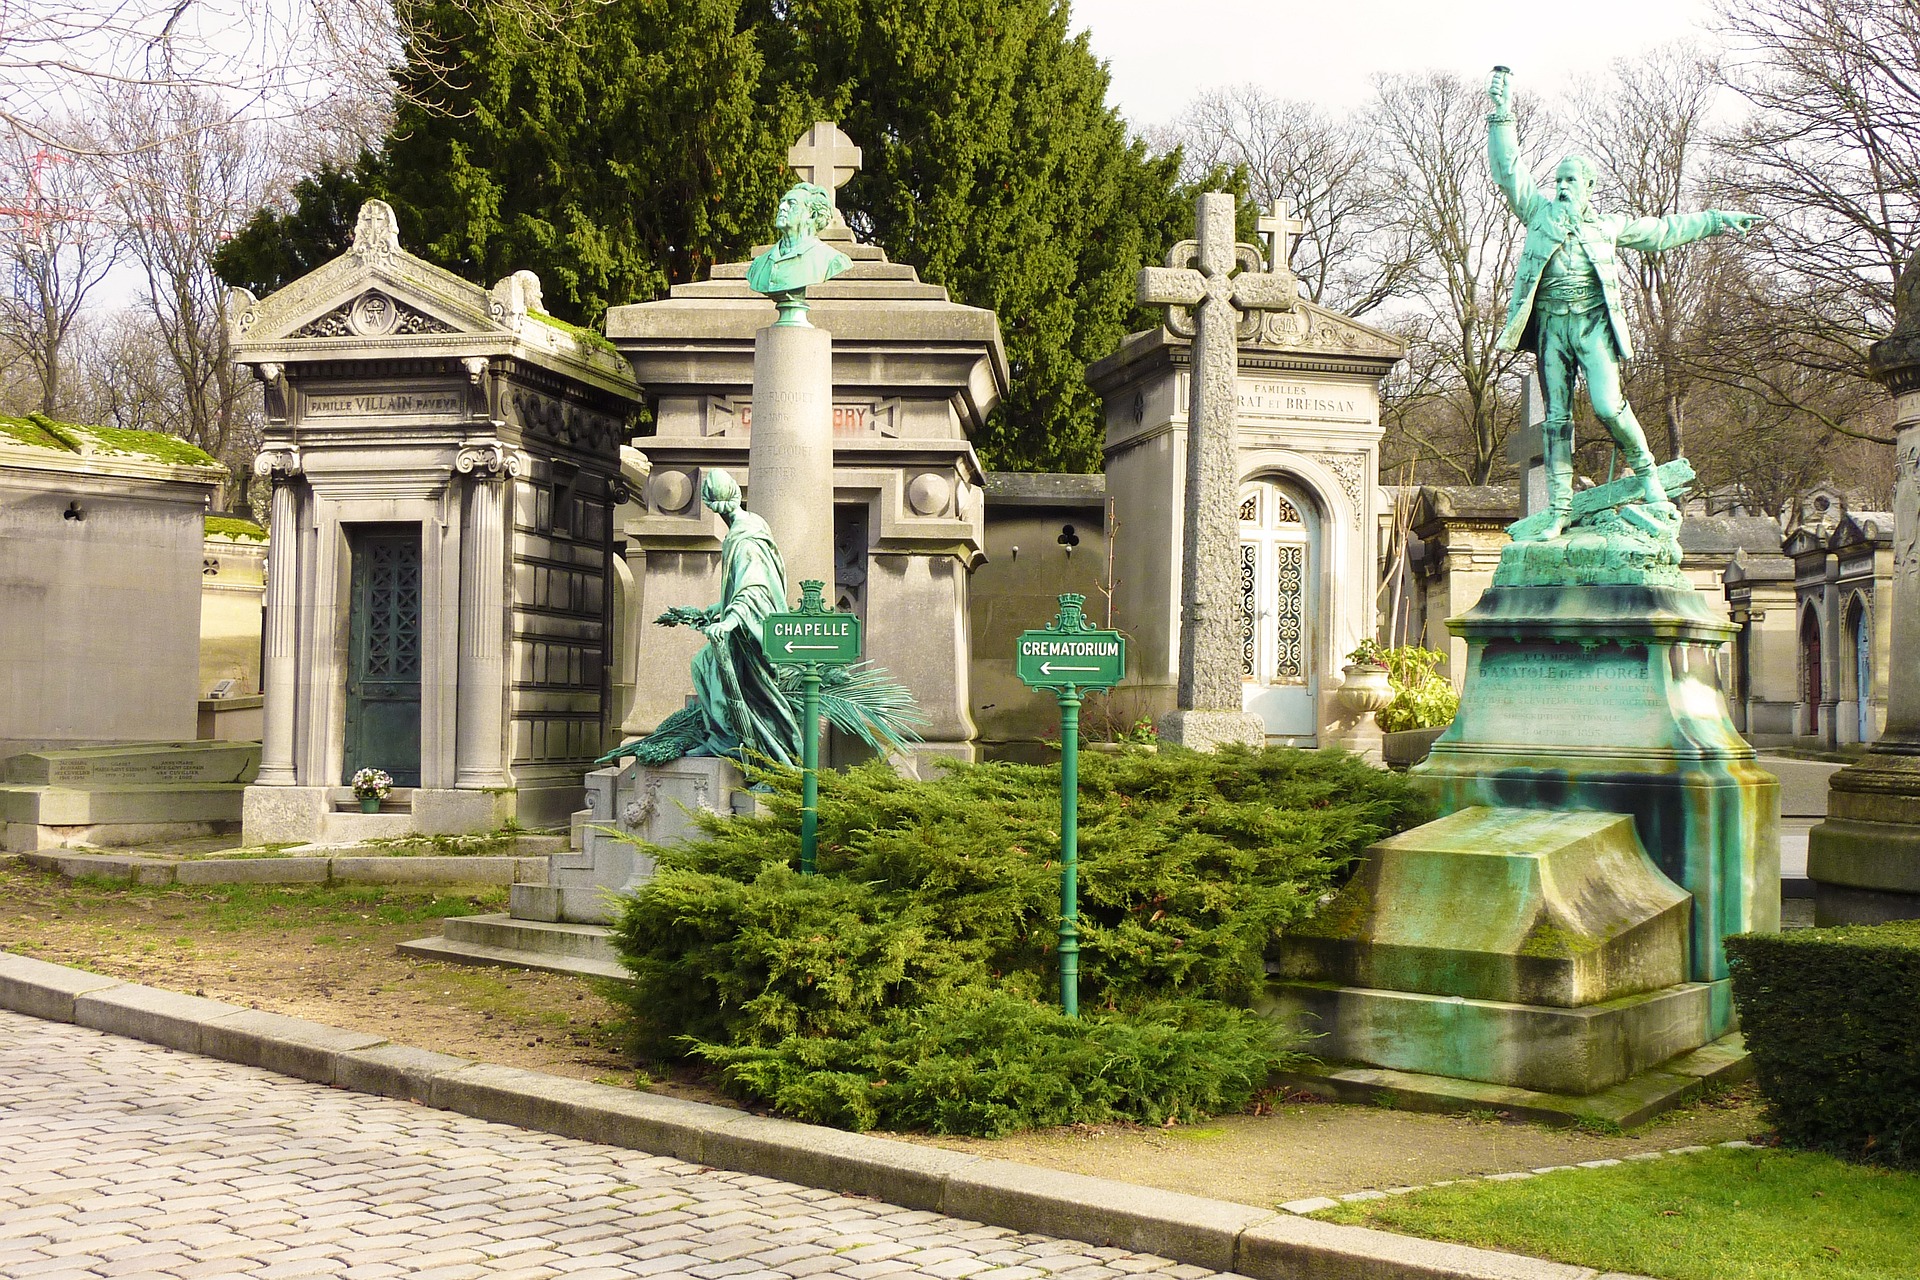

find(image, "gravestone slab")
[1,741,261,852]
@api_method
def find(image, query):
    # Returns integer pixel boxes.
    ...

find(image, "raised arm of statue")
[1485,67,1537,222]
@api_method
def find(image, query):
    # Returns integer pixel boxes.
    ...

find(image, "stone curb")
[17,849,547,886]
[1276,1141,1761,1216]
[0,949,1648,1280]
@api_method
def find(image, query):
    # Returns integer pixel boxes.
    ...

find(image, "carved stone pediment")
[225,204,496,347]
[1249,300,1406,359]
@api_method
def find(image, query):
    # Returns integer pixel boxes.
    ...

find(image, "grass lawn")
[1316,1146,1920,1280]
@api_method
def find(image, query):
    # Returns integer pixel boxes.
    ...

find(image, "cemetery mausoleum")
[227,203,642,843]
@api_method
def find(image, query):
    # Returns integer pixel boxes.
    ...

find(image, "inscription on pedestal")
[1471,645,1658,745]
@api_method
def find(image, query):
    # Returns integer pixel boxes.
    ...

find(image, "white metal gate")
[1238,480,1318,738]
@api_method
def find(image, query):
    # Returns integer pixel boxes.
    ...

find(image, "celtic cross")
[1137,191,1299,716]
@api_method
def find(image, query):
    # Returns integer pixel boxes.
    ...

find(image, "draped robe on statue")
[682,511,803,765]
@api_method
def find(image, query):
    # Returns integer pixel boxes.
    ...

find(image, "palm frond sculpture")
[778,660,926,758]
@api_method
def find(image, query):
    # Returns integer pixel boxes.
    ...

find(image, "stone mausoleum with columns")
[228,202,642,843]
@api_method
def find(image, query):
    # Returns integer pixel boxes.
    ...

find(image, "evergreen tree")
[764,0,1188,471]
[215,0,1191,471]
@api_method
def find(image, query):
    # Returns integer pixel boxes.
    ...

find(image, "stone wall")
[1,424,221,758]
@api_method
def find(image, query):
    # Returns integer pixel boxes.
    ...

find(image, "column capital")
[455,440,525,480]
[253,445,301,478]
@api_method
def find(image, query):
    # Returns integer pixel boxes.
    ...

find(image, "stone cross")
[1257,199,1306,273]
[1139,191,1300,734]
[788,121,862,229]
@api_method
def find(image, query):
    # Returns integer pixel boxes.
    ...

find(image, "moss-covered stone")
[529,309,619,357]
[0,413,222,469]
[205,515,268,541]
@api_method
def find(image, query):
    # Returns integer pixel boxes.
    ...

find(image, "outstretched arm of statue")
[1485,68,1537,221]
[1616,209,1766,253]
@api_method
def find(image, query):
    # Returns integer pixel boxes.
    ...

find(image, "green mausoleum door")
[343,524,423,788]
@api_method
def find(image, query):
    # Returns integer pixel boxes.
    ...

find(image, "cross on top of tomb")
[1258,199,1306,273]
[788,122,862,228]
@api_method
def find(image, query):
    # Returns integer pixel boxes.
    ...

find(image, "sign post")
[763,579,862,873]
[1015,593,1126,1017]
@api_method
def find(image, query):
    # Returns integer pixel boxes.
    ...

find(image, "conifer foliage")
[607,747,1428,1134]
[213,0,1188,472]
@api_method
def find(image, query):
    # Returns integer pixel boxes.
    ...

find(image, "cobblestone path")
[0,1012,1232,1280]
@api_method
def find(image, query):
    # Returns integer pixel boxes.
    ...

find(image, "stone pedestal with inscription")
[1269,578,1777,1117]
[1413,583,1780,1040]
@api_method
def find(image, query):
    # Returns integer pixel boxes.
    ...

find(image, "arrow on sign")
[1040,662,1102,675]
[785,644,841,652]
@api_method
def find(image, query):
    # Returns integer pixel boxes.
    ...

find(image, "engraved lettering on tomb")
[307,392,464,416]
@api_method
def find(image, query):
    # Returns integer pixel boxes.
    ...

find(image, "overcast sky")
[1072,0,1720,127]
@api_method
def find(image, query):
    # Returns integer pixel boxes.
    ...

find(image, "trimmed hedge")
[1728,921,1920,1168]
[608,746,1429,1134]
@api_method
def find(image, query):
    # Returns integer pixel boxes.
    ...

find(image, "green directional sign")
[765,602,862,665]
[762,580,861,877]
[1016,614,1125,690]
[1017,593,1128,1020]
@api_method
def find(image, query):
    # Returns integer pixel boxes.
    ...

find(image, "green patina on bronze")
[1485,67,1760,545]
[600,469,804,768]
[1410,583,1780,1041]
[746,182,852,326]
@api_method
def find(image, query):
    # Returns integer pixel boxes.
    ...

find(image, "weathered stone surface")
[240,784,330,845]
[1137,193,1299,725]
[4,740,260,786]
[1276,807,1690,1007]
[1414,584,1779,1029]
[1265,979,1719,1095]
[749,318,835,600]
[512,755,745,925]
[1156,709,1266,752]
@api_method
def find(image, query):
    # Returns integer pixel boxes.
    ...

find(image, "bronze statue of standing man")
[1487,66,1761,541]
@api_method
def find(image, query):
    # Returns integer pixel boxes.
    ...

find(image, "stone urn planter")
[1336,663,1394,716]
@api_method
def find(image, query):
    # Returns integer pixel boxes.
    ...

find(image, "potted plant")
[351,768,393,814]
[1337,639,1395,715]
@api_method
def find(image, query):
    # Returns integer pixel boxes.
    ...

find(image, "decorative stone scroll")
[252,445,302,479]
[454,440,525,480]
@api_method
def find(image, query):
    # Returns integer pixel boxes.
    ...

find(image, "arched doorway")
[1238,477,1319,738]
[1799,604,1822,737]
[1848,595,1871,742]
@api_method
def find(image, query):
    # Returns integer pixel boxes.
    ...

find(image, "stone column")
[455,442,517,787]
[253,447,302,786]
[1806,320,1920,922]
[747,323,836,600]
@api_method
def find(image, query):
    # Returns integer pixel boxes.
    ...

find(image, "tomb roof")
[1677,514,1785,557]
[226,201,640,403]
[0,413,224,480]
[983,472,1107,509]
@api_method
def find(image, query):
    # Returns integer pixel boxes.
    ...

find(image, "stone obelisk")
[743,123,859,601]
[1808,264,1920,924]
[1137,191,1300,749]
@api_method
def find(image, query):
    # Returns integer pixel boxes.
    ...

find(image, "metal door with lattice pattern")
[1238,481,1318,738]
[344,525,422,787]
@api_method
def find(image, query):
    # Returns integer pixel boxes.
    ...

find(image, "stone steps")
[397,913,627,981]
